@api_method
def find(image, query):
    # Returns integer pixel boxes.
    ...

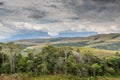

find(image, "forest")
[0,43,120,80]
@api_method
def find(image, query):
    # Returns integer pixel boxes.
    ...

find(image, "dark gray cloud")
[62,0,120,22]
[0,2,4,5]
[92,0,117,3]
[25,8,46,19]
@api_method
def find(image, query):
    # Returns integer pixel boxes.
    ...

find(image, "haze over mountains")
[1,31,97,42]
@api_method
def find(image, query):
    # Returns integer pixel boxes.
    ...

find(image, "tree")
[107,67,115,75]
[7,42,22,73]
[0,46,3,66]
[41,44,60,74]
[91,63,102,76]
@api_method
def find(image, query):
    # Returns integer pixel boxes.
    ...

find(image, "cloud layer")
[0,0,120,41]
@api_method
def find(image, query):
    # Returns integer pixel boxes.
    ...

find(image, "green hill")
[14,33,120,50]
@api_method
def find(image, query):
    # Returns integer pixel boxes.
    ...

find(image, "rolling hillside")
[14,33,120,50]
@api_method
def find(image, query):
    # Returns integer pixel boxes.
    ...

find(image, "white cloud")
[0,23,14,39]
[10,20,120,36]
[12,21,72,36]
[0,36,7,40]
[0,19,120,40]
[48,32,58,36]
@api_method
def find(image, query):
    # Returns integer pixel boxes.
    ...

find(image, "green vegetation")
[18,74,120,80]
[94,42,120,50]
[0,43,120,80]
[54,41,88,47]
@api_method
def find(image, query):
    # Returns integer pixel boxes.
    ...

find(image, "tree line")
[0,43,120,77]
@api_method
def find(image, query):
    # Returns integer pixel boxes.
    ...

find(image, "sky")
[0,0,120,41]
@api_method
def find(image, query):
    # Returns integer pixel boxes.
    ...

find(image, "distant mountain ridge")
[1,31,97,42]
[14,33,120,50]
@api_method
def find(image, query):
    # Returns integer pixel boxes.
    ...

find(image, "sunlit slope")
[72,47,119,58]
[15,33,120,50]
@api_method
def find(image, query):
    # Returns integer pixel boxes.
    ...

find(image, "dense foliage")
[94,42,120,50]
[0,43,120,78]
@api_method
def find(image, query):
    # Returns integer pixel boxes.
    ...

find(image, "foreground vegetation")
[0,43,120,80]
[1,74,120,80]
[17,74,120,80]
